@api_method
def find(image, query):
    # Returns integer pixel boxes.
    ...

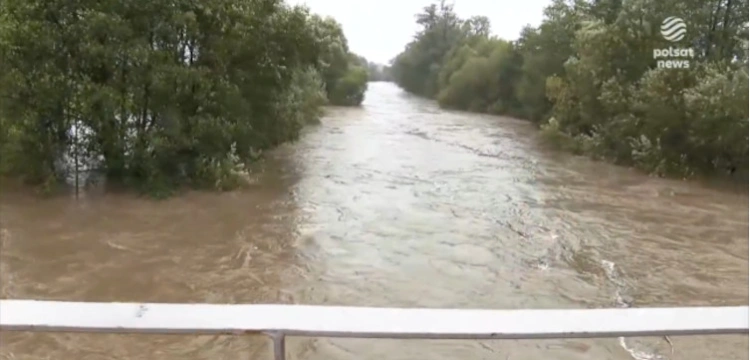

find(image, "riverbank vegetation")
[391,0,748,182]
[367,63,393,82]
[0,0,369,196]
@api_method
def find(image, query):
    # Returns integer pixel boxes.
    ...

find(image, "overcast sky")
[286,0,551,64]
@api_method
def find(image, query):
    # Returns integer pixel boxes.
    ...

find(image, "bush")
[328,66,368,106]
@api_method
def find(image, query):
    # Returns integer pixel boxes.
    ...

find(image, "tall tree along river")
[1,83,747,360]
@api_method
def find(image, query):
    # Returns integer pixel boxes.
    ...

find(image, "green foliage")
[328,66,368,106]
[391,0,748,182]
[366,62,392,82]
[0,0,366,196]
[0,116,21,176]
[306,15,368,106]
[391,0,465,96]
[279,66,328,126]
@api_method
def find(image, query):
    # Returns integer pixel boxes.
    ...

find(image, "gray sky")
[287,0,551,64]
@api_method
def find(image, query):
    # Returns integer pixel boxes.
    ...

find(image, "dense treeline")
[349,55,392,82]
[367,63,393,82]
[391,0,749,181]
[0,0,368,196]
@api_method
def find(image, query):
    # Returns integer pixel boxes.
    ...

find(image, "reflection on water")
[1,82,747,360]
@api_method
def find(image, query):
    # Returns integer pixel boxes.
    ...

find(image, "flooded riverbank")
[1,82,747,360]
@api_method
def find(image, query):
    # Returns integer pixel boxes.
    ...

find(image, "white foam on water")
[619,337,668,360]
[601,259,668,360]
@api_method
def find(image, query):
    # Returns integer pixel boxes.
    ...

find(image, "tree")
[390,0,465,96]
[390,0,748,182]
[306,16,368,106]
[0,0,368,196]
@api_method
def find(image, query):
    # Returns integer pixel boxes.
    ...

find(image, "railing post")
[271,332,285,360]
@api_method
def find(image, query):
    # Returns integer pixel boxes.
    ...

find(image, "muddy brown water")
[1,82,747,360]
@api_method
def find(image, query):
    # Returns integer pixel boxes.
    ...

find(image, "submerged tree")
[0,0,370,196]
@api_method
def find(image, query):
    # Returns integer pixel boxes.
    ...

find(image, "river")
[1,82,747,360]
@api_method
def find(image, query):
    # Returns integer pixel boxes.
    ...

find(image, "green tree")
[306,16,368,106]
[391,0,464,96]
[0,0,368,196]
[391,0,748,182]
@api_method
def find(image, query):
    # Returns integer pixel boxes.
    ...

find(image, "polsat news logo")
[653,16,694,69]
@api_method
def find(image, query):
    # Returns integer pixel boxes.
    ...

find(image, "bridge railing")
[1,300,747,360]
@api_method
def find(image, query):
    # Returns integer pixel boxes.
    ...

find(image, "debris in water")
[664,336,674,355]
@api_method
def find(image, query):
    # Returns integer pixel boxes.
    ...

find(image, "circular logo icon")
[661,17,687,42]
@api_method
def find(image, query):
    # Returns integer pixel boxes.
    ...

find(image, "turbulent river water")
[1,82,748,360]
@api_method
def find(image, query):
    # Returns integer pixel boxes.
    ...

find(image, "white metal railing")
[0,300,747,360]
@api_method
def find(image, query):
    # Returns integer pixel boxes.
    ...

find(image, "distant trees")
[391,0,748,182]
[367,63,392,82]
[0,0,369,196]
